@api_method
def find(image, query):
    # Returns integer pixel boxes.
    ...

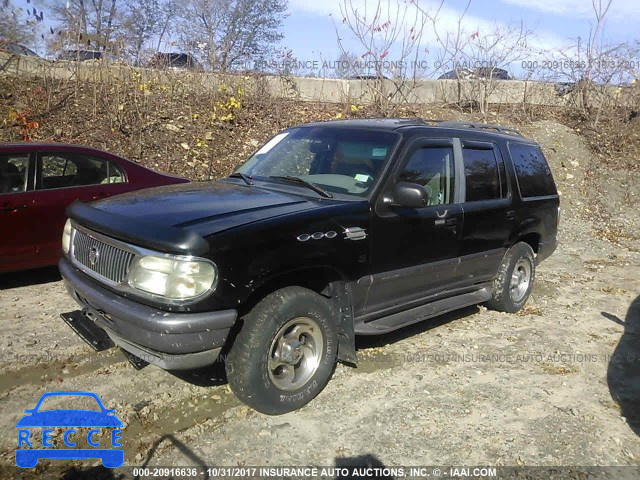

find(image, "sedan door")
[0,153,36,272]
[363,138,465,317]
[30,151,132,267]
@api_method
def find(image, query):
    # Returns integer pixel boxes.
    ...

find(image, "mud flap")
[332,282,357,365]
[60,310,115,352]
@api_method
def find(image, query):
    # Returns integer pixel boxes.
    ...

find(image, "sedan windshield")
[235,127,399,197]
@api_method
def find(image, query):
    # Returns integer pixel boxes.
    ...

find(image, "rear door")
[364,138,464,317]
[0,152,36,272]
[31,151,130,266]
[458,140,514,284]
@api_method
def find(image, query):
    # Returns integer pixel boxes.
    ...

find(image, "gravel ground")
[0,121,639,478]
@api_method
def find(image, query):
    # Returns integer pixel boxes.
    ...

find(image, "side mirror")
[392,182,428,208]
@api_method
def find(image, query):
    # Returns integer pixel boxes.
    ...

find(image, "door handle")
[0,204,27,212]
[506,210,516,219]
[435,217,458,233]
[91,192,109,200]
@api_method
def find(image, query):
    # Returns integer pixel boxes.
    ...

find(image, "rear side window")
[462,148,501,201]
[38,154,125,189]
[508,143,557,198]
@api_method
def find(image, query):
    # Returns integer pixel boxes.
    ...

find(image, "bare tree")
[175,0,287,72]
[154,0,175,51]
[422,0,472,80]
[121,0,163,65]
[335,0,429,115]
[1,0,43,46]
[564,0,615,112]
[415,0,532,116]
[48,0,123,53]
[535,0,634,122]
[459,23,531,115]
[333,50,363,79]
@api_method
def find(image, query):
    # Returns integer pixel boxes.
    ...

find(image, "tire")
[486,242,536,313]
[225,286,338,415]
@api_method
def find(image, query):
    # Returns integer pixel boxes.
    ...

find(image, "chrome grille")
[72,229,135,284]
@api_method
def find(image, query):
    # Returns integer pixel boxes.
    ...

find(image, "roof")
[1,142,103,150]
[0,142,135,159]
[298,118,528,140]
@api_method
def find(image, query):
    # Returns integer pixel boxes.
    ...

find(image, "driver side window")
[398,146,455,206]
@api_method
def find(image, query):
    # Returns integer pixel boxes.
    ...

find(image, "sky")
[280,0,640,78]
[6,0,639,79]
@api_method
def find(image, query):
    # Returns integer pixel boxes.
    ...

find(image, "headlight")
[62,219,72,254]
[127,255,217,300]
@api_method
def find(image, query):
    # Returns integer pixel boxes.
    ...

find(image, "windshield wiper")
[269,176,333,198]
[228,172,253,185]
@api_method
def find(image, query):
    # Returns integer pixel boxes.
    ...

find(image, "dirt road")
[0,121,639,476]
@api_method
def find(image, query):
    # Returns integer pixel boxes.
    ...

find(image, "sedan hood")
[92,181,316,236]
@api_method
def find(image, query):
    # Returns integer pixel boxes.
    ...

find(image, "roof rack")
[437,121,523,137]
[395,118,444,126]
[420,118,447,126]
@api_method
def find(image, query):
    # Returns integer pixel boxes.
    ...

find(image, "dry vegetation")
[1,69,638,183]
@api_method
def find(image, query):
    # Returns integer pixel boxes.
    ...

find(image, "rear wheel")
[486,242,536,313]
[226,286,338,415]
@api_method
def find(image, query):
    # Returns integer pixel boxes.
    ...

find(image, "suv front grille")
[72,229,135,284]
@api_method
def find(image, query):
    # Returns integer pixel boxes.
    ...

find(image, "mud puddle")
[0,349,124,393]
[122,389,240,460]
[353,350,403,374]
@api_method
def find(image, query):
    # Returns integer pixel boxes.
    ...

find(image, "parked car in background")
[438,67,512,80]
[57,50,103,62]
[148,52,202,70]
[0,143,188,273]
[348,74,391,80]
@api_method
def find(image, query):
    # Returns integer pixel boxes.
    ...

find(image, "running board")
[354,287,491,335]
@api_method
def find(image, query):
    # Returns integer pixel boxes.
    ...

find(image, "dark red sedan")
[0,143,188,272]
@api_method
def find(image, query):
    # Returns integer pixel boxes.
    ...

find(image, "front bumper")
[59,257,238,370]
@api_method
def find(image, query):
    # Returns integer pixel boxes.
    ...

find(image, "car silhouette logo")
[89,246,100,266]
[15,391,124,468]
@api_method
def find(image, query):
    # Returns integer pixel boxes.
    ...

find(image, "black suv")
[59,119,559,414]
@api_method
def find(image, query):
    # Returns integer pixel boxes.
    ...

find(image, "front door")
[0,153,36,272]
[364,138,464,317]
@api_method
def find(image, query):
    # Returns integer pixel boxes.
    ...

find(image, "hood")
[93,181,317,236]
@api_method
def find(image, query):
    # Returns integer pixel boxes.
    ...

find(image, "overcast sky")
[282,0,639,69]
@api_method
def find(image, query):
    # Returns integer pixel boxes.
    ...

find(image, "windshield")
[235,127,400,197]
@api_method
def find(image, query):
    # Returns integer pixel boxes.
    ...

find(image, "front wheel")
[226,286,338,415]
[486,242,536,313]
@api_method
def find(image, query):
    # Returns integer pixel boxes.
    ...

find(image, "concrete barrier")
[1,52,635,108]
